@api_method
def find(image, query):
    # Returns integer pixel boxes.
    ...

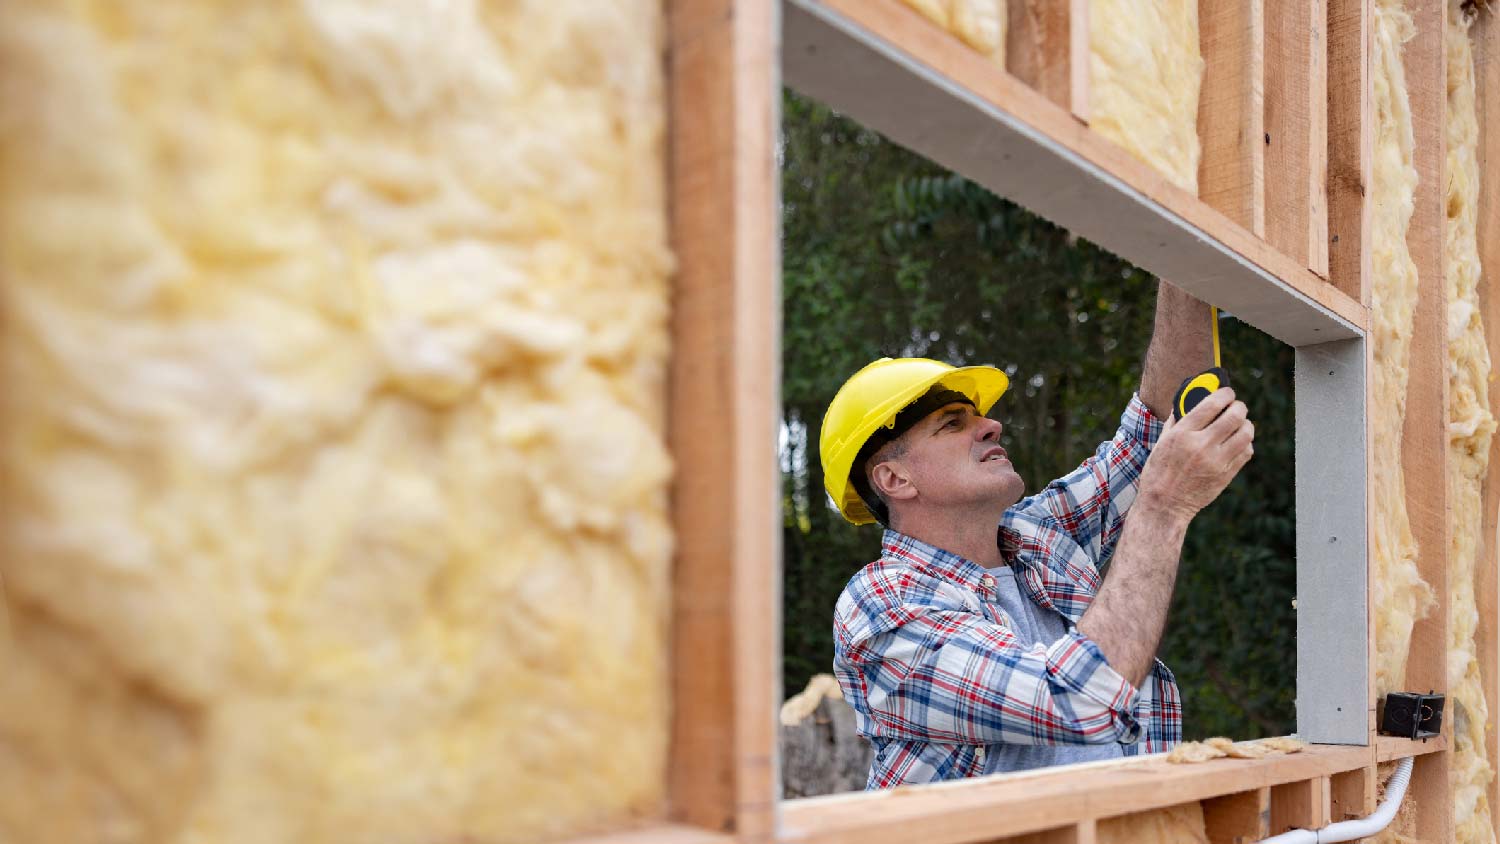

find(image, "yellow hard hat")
[819,357,1009,525]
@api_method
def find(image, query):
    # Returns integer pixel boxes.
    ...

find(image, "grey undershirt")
[980,566,1129,775]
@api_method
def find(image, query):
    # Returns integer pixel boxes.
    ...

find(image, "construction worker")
[822,283,1253,787]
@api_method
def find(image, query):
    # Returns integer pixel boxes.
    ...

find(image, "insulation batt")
[1443,3,1496,841]
[1088,0,1204,192]
[1369,0,1433,700]
[1096,802,1209,844]
[0,1,674,842]
[898,0,1007,68]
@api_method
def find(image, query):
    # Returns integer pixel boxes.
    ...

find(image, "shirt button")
[975,746,987,763]
[980,575,996,591]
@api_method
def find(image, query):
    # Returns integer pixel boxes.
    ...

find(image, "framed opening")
[777,86,1305,799]
[776,0,1365,782]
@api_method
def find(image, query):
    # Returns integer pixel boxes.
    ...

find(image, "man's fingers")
[1220,422,1254,457]
[1180,386,1236,431]
[1214,415,1253,450]
[1229,443,1254,475]
[1204,400,1249,442]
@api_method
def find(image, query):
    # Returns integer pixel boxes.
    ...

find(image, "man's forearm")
[1139,282,1214,419]
[1074,497,1189,688]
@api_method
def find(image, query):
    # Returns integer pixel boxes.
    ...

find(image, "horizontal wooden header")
[783,0,1366,347]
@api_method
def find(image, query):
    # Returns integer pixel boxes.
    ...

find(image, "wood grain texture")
[784,0,1367,344]
[1400,0,1452,841]
[1069,0,1089,123]
[780,745,1373,844]
[1307,0,1330,278]
[1327,0,1374,304]
[1005,0,1079,115]
[1264,0,1330,274]
[1201,787,1271,843]
[1197,0,1266,234]
[1376,731,1450,761]
[1328,766,1376,820]
[1268,776,1330,834]
[1473,6,1500,841]
[999,819,1095,844]
[666,0,780,837]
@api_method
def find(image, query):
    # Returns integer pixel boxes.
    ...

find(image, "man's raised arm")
[1075,388,1254,687]
[1139,281,1215,420]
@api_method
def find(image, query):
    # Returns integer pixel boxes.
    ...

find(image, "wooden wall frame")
[612,0,1498,842]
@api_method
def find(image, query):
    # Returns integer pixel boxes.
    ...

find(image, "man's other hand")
[1137,388,1254,523]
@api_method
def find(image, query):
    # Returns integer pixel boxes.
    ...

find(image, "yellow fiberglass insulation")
[1088,0,1204,193]
[1369,0,1434,699]
[1097,803,1208,844]
[1444,3,1496,841]
[0,1,674,842]
[899,0,1007,68]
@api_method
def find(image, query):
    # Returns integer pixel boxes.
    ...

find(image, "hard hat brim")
[824,363,1009,526]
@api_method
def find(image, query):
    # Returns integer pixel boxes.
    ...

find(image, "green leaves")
[779,88,1295,741]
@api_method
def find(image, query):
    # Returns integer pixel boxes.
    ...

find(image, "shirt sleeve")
[837,602,1145,747]
[1013,393,1162,565]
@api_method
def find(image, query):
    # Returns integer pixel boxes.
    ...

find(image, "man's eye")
[945,418,961,430]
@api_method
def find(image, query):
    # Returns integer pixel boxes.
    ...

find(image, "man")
[821,283,1253,787]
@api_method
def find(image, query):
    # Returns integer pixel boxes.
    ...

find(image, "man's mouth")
[981,447,1009,463]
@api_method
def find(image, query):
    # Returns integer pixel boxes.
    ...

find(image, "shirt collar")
[881,528,997,591]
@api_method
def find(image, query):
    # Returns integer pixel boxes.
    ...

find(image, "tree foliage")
[780,89,1296,741]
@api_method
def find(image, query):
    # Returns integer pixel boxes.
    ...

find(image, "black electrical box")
[1378,691,1445,740]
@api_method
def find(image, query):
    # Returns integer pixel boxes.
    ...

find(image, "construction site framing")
[614,1,1500,843]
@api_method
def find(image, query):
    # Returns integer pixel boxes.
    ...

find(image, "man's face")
[879,402,1025,514]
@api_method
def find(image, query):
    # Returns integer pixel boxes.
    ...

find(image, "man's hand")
[1137,387,1255,522]
[1075,388,1253,688]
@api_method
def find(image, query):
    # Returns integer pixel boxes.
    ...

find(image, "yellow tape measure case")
[1172,366,1231,421]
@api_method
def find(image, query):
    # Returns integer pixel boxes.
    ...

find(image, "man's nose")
[975,417,1002,441]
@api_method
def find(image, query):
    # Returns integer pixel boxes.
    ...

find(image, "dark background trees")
[780,89,1296,741]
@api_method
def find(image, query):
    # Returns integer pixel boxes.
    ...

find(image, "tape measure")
[1172,306,1232,420]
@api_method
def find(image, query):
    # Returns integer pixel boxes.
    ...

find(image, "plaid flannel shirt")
[832,394,1182,788]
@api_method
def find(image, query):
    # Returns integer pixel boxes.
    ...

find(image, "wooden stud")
[1329,766,1376,820]
[1005,0,1089,123]
[1201,787,1271,843]
[1375,732,1449,761]
[1068,0,1089,124]
[1268,776,1330,834]
[1264,0,1330,275]
[1196,0,1266,235]
[1473,6,1500,841]
[1306,0,1330,278]
[1401,0,1453,841]
[666,0,780,837]
[1326,0,1374,304]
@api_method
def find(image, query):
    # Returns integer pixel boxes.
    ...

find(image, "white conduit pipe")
[1258,755,1415,844]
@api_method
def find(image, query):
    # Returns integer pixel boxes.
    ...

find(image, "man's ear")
[870,460,916,504]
